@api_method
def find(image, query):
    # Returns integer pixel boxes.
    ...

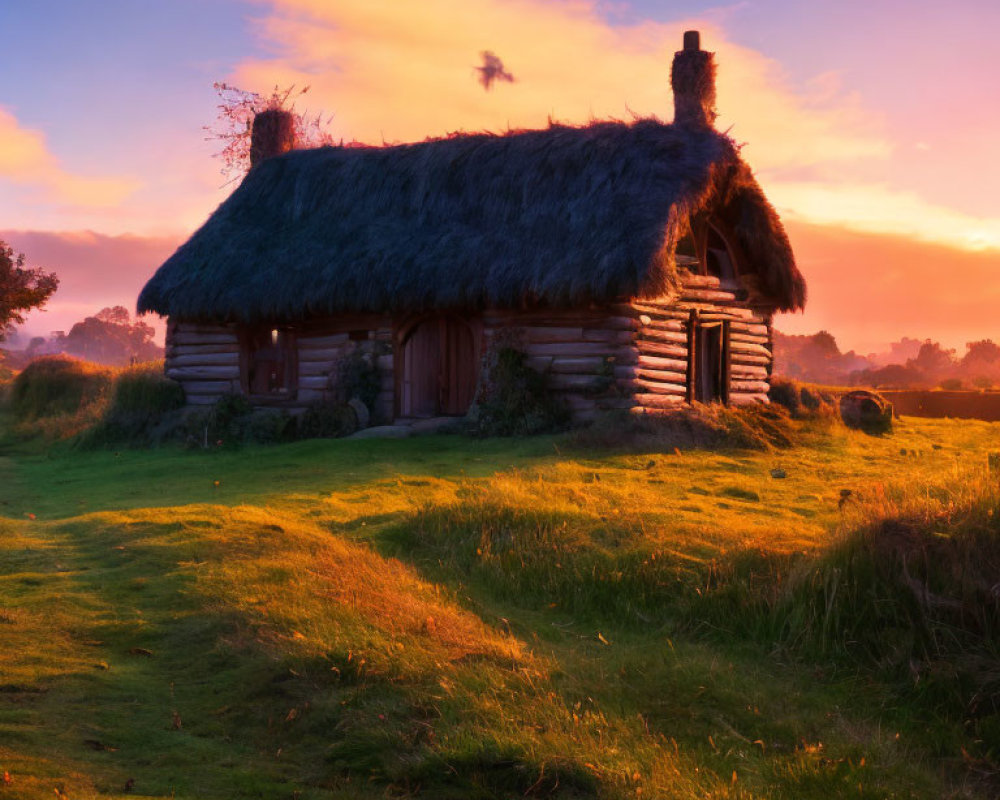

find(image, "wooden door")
[688,318,731,404]
[400,317,478,417]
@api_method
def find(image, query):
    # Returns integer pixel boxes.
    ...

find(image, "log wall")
[164,316,395,421]
[483,274,774,421]
[620,274,773,412]
[482,309,637,423]
[165,275,773,424]
[165,320,241,405]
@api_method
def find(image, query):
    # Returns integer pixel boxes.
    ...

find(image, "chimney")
[249,109,296,168]
[670,30,717,129]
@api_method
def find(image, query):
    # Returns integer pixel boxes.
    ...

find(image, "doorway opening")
[398,316,479,418]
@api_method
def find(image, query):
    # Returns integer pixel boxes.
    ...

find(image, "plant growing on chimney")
[204,83,335,181]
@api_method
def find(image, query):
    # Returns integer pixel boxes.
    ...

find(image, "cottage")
[138,31,805,425]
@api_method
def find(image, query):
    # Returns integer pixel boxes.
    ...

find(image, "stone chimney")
[249,109,296,168]
[670,30,717,129]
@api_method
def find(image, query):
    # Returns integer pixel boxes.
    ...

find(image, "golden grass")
[1,415,998,797]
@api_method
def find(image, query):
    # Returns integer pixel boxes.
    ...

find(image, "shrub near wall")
[9,356,113,420]
[470,341,570,437]
[80,361,185,446]
[4,356,115,441]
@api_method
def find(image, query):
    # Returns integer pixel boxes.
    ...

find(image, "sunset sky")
[2,0,998,354]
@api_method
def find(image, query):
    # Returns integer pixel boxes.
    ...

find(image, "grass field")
[1,412,998,798]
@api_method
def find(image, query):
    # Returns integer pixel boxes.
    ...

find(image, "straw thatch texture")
[139,119,804,323]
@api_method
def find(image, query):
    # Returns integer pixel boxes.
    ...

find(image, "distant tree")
[772,329,870,384]
[26,336,47,356]
[0,240,59,342]
[908,340,956,376]
[879,336,923,366]
[205,83,335,181]
[850,362,924,389]
[61,306,162,366]
[962,339,1000,368]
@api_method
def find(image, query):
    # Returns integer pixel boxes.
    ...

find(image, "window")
[674,218,740,283]
[242,326,297,397]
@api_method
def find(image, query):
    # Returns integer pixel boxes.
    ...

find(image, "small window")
[243,326,297,397]
[349,330,368,342]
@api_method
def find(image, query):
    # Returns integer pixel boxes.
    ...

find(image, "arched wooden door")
[399,316,478,418]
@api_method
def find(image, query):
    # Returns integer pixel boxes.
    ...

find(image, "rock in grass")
[839,390,893,434]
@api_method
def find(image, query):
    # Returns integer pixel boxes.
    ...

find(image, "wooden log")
[634,393,686,409]
[728,332,769,346]
[729,392,769,406]
[181,380,235,395]
[679,288,737,303]
[637,328,687,345]
[633,301,754,320]
[167,365,240,381]
[170,332,239,347]
[679,274,722,289]
[630,378,687,396]
[605,316,640,331]
[299,362,335,378]
[729,341,771,359]
[169,352,240,368]
[635,340,687,359]
[523,327,583,343]
[633,367,688,385]
[582,328,633,345]
[638,318,686,334]
[619,302,679,318]
[730,365,769,380]
[730,354,771,367]
[730,380,770,394]
[298,348,344,364]
[636,354,688,372]
[727,322,768,335]
[523,342,624,358]
[674,303,755,320]
[549,356,607,374]
[547,373,609,391]
[185,394,218,406]
[298,375,331,391]
[170,343,240,357]
[298,333,350,349]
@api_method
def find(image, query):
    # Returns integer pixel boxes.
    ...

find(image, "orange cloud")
[235,0,888,169]
[771,182,1000,252]
[233,0,1000,253]
[0,108,140,207]
[777,220,1000,352]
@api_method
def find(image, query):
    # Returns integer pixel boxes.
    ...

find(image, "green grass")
[1,413,999,798]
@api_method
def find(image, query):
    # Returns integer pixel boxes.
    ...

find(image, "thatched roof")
[139,119,805,322]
